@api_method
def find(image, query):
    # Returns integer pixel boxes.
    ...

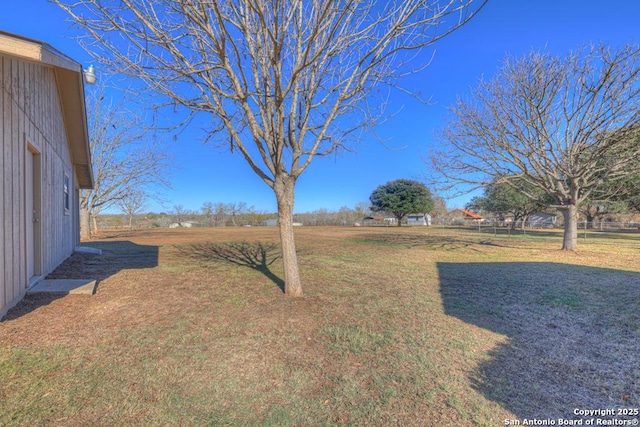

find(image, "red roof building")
[455,209,484,221]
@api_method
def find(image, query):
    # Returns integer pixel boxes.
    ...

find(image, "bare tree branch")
[429,44,640,250]
[116,189,147,229]
[80,83,172,238]
[55,0,486,294]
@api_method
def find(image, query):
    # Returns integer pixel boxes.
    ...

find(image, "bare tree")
[56,0,486,295]
[201,201,215,226]
[213,202,229,227]
[431,195,448,220]
[117,189,147,229]
[171,204,189,223]
[337,206,357,226]
[243,205,266,225]
[226,202,248,226]
[81,84,171,238]
[430,45,640,250]
[202,201,259,225]
[354,202,372,219]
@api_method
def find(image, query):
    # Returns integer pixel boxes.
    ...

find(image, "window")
[64,175,70,212]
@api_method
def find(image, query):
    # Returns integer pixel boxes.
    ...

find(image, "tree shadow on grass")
[583,230,640,242]
[438,262,640,420]
[349,232,515,251]
[350,233,476,250]
[178,241,285,292]
[53,241,159,281]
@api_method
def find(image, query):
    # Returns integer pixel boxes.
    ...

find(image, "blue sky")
[2,1,639,214]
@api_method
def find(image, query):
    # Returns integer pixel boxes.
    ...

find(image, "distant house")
[406,214,432,226]
[362,216,397,226]
[1,31,94,318]
[528,212,557,228]
[261,219,278,227]
[168,221,195,228]
[452,209,484,221]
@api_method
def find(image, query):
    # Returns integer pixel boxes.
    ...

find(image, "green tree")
[624,176,640,213]
[467,178,550,230]
[576,145,640,225]
[579,199,628,227]
[370,179,434,226]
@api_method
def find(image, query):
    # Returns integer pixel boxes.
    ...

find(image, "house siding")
[1,53,76,317]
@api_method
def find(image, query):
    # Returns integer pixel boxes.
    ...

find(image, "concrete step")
[28,279,97,295]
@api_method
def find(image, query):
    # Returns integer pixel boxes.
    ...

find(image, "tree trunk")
[80,205,91,240]
[275,174,303,297]
[585,211,594,229]
[92,215,100,236]
[560,204,578,250]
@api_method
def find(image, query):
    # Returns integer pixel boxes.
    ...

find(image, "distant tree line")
[103,197,454,229]
[101,201,364,229]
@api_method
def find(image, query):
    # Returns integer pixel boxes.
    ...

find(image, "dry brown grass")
[1,226,638,426]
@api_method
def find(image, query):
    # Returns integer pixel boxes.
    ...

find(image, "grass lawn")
[1,226,638,426]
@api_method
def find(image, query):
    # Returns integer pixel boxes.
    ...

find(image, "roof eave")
[54,66,94,189]
[0,30,94,189]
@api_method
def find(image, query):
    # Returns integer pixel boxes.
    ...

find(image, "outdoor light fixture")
[83,65,97,85]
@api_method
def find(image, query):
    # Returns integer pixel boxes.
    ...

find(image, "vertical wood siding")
[1,53,75,317]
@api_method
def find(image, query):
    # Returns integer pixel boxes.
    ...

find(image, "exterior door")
[25,147,41,283]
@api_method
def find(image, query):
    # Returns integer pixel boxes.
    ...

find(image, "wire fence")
[423,219,640,242]
[95,213,640,244]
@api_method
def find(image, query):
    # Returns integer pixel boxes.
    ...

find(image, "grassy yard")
[0,227,638,426]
